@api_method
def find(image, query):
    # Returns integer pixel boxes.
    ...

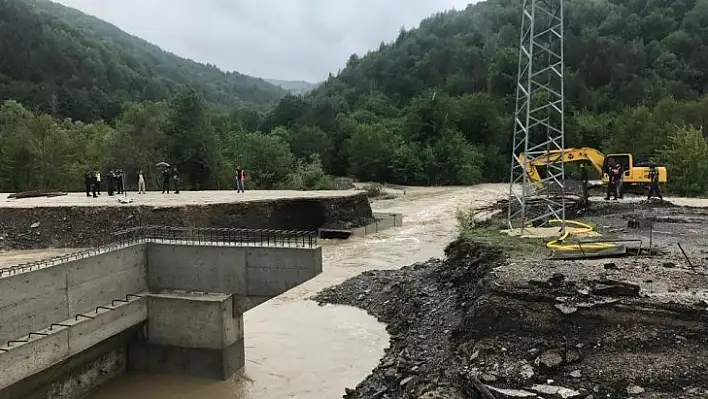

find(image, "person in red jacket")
[235,167,246,193]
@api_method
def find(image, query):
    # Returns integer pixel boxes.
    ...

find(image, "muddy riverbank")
[315,196,708,398]
[0,191,373,250]
[314,239,505,398]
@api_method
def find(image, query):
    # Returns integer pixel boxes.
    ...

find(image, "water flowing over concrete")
[87,185,507,399]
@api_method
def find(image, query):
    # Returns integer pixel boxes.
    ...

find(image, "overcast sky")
[53,0,475,82]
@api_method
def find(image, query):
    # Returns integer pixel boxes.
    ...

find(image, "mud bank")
[315,239,708,399]
[0,193,373,250]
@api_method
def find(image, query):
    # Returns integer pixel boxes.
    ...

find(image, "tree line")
[4,0,708,195]
[0,89,333,192]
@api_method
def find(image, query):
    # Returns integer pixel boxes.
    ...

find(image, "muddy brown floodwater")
[86,185,507,399]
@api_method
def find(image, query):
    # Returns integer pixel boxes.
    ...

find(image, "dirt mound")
[314,240,504,398]
[315,240,708,399]
[0,194,374,250]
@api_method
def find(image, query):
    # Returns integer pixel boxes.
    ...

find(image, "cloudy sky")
[53,0,475,82]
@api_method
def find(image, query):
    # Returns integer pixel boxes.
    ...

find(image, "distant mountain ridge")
[0,0,287,122]
[266,79,320,95]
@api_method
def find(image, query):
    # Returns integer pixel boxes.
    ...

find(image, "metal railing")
[0,292,146,350]
[114,226,318,247]
[0,226,318,278]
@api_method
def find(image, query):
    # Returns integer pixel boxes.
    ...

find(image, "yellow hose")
[546,219,616,252]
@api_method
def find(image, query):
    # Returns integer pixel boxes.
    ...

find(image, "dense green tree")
[164,89,221,189]
[658,126,708,196]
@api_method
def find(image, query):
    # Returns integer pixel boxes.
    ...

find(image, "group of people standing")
[578,159,662,201]
[604,160,624,201]
[83,169,125,198]
[83,166,247,196]
[160,167,180,194]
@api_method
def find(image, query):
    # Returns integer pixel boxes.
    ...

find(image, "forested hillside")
[0,0,286,123]
[3,0,708,194]
[262,0,708,194]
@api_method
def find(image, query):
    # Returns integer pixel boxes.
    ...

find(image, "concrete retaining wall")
[0,296,147,390]
[147,243,322,310]
[129,292,244,380]
[0,245,147,345]
[0,240,323,394]
[0,328,140,399]
[350,212,404,237]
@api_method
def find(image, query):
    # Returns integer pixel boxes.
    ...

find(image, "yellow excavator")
[519,147,668,189]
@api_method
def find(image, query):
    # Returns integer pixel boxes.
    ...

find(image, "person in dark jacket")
[107,169,115,196]
[605,160,620,200]
[580,164,589,200]
[84,170,95,197]
[162,168,170,193]
[647,166,663,200]
[115,169,124,194]
[172,167,180,194]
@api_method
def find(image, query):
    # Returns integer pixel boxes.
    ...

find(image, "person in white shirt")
[138,170,146,194]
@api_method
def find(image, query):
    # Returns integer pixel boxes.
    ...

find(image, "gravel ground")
[0,190,360,208]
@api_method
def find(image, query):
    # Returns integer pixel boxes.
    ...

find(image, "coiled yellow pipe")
[546,219,617,252]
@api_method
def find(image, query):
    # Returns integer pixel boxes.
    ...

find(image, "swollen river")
[88,185,505,399]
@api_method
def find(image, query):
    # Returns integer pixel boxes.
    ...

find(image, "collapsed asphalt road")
[314,238,708,399]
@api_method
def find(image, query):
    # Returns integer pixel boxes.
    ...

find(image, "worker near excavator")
[647,166,663,200]
[615,162,625,199]
[579,164,589,200]
[605,159,621,200]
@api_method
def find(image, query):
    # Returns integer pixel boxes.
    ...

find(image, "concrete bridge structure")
[0,228,322,399]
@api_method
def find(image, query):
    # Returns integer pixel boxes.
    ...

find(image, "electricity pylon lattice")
[508,0,566,232]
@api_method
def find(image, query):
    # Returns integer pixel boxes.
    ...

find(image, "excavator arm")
[519,147,606,184]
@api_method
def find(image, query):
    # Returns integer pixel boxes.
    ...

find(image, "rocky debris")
[589,279,641,297]
[603,262,618,270]
[316,232,708,398]
[487,386,537,397]
[538,350,564,371]
[531,384,581,398]
[314,239,504,399]
[553,296,619,315]
[626,384,645,395]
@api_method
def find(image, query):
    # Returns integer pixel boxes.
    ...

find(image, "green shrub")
[279,154,334,190]
[364,183,383,197]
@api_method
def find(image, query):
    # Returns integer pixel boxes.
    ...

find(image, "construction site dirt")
[315,195,708,399]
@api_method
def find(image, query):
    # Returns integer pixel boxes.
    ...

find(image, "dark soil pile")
[316,238,708,399]
[314,239,504,398]
[0,194,374,250]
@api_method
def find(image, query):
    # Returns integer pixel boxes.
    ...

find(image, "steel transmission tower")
[508,0,566,232]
